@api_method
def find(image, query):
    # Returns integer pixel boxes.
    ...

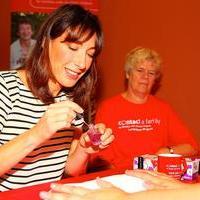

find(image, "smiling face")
[48,32,96,95]
[18,23,33,41]
[126,60,159,98]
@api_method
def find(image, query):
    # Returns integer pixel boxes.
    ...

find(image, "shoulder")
[0,70,21,97]
[100,94,123,105]
[0,70,19,85]
[31,39,36,45]
[0,71,19,111]
[10,39,20,48]
[149,95,174,111]
[97,94,123,109]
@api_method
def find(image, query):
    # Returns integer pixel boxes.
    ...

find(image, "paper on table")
[65,174,146,193]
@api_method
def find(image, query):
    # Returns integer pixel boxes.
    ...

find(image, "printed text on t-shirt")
[118,118,161,132]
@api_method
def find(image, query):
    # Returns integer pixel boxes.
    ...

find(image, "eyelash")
[87,53,95,58]
[68,46,78,51]
[68,45,95,58]
[136,68,157,76]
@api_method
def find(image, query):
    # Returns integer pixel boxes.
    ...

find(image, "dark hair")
[25,4,103,122]
[17,17,33,31]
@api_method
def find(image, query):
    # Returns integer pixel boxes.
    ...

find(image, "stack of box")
[181,158,200,180]
[133,154,200,181]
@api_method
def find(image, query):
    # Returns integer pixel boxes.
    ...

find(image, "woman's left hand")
[79,123,114,154]
[40,178,127,200]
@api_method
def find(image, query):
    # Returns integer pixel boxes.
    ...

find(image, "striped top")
[0,71,82,191]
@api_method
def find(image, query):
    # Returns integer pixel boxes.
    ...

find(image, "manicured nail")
[39,191,49,199]
[50,183,57,189]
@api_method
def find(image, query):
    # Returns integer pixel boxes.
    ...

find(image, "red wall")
[98,0,200,141]
[0,0,10,70]
[0,0,200,141]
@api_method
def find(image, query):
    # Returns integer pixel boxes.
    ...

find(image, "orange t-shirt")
[92,94,198,169]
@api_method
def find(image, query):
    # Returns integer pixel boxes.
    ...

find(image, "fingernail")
[50,183,56,189]
[39,191,49,199]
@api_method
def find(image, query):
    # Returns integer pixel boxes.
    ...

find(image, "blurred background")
[0,0,200,141]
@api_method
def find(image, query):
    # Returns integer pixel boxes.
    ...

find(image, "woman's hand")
[64,123,114,176]
[34,100,83,142]
[125,169,187,190]
[40,178,127,200]
[79,123,114,154]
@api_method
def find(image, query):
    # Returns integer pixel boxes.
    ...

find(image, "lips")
[65,68,80,80]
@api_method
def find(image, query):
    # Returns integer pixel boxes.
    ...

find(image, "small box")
[133,154,158,171]
[181,158,200,180]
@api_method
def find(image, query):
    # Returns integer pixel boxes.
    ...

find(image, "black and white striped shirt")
[0,71,81,191]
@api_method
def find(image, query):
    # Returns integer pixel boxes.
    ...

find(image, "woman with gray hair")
[90,47,198,170]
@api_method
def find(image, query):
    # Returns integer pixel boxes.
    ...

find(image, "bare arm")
[39,173,200,200]
[0,100,83,176]
[127,184,200,200]
[65,123,114,176]
[156,144,198,156]
[0,126,45,176]
[41,184,200,200]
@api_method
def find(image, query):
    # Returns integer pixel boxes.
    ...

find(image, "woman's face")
[48,32,96,94]
[127,60,158,96]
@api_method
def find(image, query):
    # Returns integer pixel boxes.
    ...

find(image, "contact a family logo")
[118,118,161,132]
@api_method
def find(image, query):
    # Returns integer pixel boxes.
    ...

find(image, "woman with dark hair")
[0,4,114,191]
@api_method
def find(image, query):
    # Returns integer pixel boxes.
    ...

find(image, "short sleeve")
[0,75,12,131]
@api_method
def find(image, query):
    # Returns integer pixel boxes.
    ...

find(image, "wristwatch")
[167,146,174,154]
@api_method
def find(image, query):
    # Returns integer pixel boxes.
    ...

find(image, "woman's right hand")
[34,100,83,141]
[125,169,187,190]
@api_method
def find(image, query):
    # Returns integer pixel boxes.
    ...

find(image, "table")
[0,168,199,200]
[0,168,125,200]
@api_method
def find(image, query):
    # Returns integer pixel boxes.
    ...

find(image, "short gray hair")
[125,47,162,74]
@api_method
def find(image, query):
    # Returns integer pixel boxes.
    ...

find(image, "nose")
[142,70,149,79]
[74,51,86,71]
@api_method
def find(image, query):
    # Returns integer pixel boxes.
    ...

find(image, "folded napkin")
[66,174,146,193]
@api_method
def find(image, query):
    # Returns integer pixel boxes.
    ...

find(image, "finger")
[40,191,68,200]
[54,121,72,130]
[51,184,91,196]
[100,135,115,147]
[96,177,114,189]
[126,169,161,183]
[49,100,83,114]
[80,133,91,145]
[40,191,83,200]
[100,128,113,141]
[94,123,106,133]
[50,111,76,124]
[45,106,77,125]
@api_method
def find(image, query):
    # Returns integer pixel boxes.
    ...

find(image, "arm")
[0,100,83,176]
[158,104,199,156]
[0,126,46,176]
[126,170,200,200]
[40,170,200,200]
[127,185,200,200]
[156,144,198,156]
[65,137,90,176]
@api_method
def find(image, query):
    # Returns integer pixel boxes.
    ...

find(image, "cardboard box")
[133,155,200,181]
[181,158,200,180]
[133,154,158,171]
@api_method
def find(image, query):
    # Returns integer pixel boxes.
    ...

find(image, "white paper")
[65,174,146,193]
